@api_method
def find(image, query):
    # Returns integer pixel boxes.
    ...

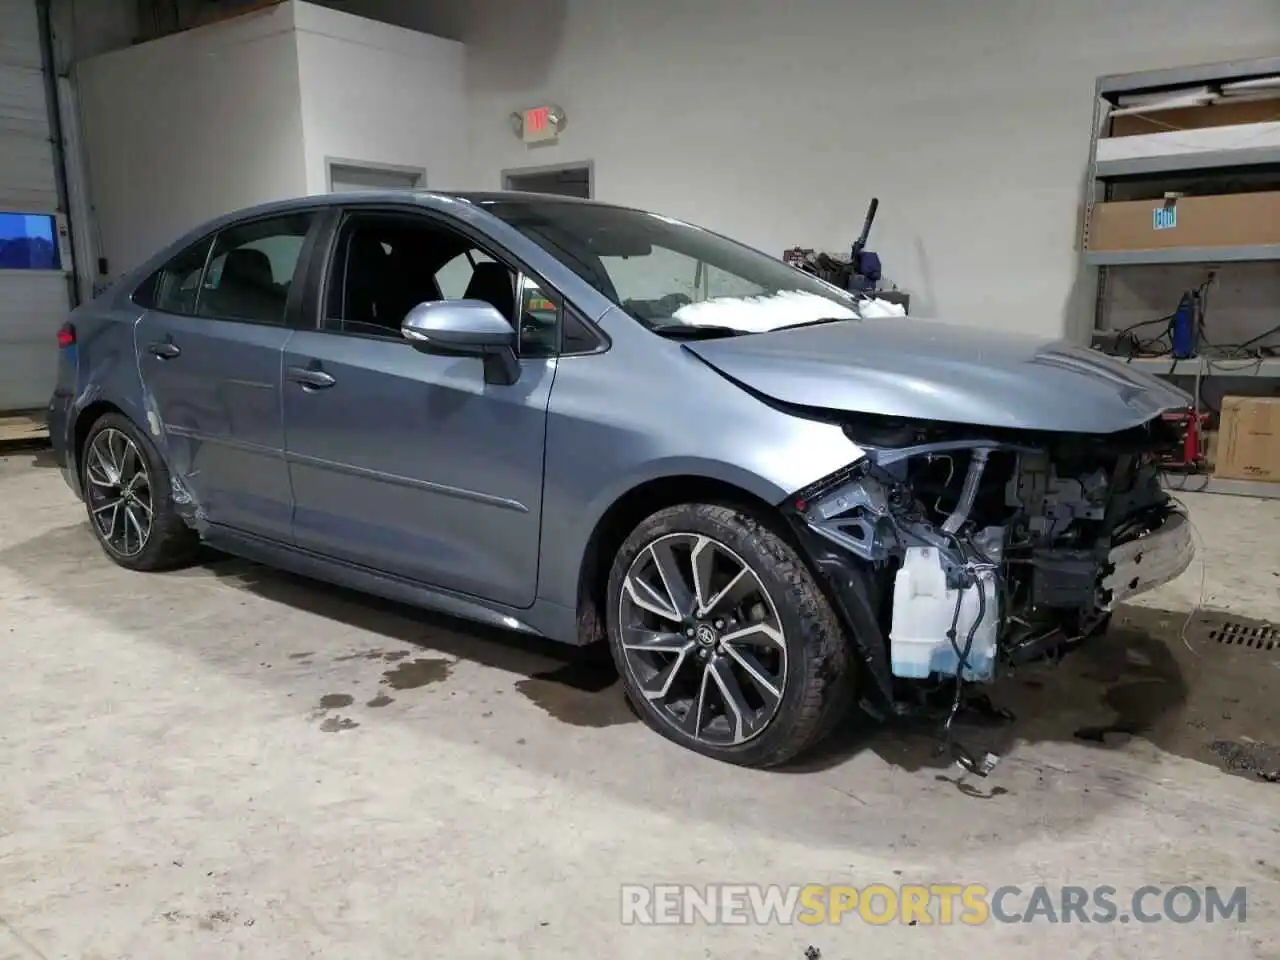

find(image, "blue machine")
[1171,290,1198,359]
[847,197,881,292]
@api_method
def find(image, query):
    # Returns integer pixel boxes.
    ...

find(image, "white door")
[0,0,74,412]
[328,162,424,194]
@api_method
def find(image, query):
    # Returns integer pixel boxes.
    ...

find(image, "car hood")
[684,317,1192,433]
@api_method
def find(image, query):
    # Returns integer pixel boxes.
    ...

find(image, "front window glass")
[478,200,860,336]
[435,249,496,299]
[326,216,557,356]
[518,276,559,357]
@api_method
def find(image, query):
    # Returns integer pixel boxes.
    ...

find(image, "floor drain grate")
[1206,620,1280,652]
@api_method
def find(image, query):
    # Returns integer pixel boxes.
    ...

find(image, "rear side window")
[197,214,312,325]
[140,236,213,314]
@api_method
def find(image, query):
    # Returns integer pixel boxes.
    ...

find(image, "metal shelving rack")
[1119,356,1280,378]
[1094,146,1280,180]
[1086,244,1280,267]
[1086,55,1280,275]
[1084,57,1280,500]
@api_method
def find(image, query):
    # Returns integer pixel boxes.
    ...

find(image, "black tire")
[606,503,855,768]
[80,412,199,571]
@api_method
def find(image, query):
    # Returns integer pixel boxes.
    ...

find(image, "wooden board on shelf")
[0,412,48,445]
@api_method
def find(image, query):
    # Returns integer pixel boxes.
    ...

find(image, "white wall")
[73,0,467,276]
[292,2,467,196]
[62,0,1280,338]
[455,0,1280,338]
[76,3,307,276]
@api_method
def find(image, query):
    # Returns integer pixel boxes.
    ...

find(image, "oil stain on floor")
[837,603,1280,782]
[320,716,359,733]
[1210,738,1280,783]
[309,692,360,732]
[957,604,1279,780]
[335,649,413,663]
[514,653,634,728]
[381,656,454,691]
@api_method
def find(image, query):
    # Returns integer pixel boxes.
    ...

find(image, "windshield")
[477,199,860,335]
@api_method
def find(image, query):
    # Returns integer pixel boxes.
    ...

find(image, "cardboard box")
[1215,396,1280,483]
[1107,100,1280,138]
[1087,191,1280,252]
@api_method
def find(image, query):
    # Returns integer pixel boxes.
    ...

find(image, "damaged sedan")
[48,192,1194,768]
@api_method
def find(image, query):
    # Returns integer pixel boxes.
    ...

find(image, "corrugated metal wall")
[0,0,72,412]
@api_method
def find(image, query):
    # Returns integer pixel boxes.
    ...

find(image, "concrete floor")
[1,446,1277,959]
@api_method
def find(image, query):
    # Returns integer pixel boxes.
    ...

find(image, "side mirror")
[401,299,520,385]
[402,299,515,351]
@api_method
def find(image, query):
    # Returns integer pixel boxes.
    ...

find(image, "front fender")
[581,455,796,524]
[537,326,862,610]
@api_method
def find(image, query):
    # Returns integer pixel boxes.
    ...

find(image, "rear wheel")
[606,503,855,768]
[80,413,198,571]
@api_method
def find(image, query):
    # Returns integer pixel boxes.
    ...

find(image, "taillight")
[57,323,76,348]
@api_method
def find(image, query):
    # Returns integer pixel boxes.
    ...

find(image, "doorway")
[502,162,592,199]
[327,160,425,194]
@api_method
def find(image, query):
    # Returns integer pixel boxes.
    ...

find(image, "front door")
[135,211,315,540]
[283,209,557,608]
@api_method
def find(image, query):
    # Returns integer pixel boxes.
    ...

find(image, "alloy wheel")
[617,533,788,746]
[84,428,154,558]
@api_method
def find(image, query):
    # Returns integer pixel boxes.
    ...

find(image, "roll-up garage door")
[0,0,73,412]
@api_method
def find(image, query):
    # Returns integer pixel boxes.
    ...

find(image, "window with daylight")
[0,213,60,270]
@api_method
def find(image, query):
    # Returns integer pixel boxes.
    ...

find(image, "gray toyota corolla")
[48,191,1195,768]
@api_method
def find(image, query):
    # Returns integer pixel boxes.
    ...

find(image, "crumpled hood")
[685,317,1192,433]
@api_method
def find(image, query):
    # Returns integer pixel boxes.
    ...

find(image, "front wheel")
[606,503,855,768]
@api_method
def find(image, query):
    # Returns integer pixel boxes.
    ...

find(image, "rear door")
[282,207,558,607]
[134,211,316,540]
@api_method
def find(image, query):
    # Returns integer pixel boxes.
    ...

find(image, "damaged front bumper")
[783,418,1195,712]
[1101,509,1194,609]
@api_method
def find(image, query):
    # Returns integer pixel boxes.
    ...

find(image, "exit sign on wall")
[521,105,559,143]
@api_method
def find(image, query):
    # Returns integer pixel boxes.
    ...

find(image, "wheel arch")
[71,399,186,513]
[67,399,134,496]
[574,470,790,645]
[73,400,128,457]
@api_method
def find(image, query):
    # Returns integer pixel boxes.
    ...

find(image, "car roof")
[219,190,641,225]
[114,190,653,312]
[244,189,598,211]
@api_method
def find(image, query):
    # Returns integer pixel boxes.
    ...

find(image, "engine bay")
[790,413,1191,691]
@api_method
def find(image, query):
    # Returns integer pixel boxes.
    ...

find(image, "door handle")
[287,365,336,390]
[147,340,181,360]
